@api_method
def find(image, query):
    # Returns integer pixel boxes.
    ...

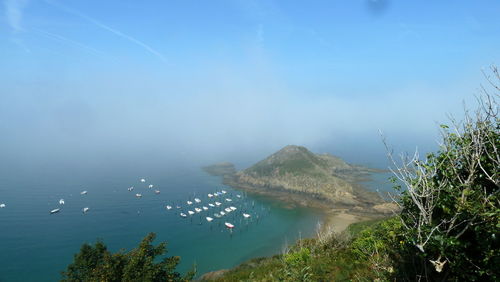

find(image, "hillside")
[204,145,391,213]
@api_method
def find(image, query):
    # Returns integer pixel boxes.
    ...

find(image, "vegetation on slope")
[61,233,194,282]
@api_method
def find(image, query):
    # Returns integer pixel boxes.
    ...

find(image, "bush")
[388,66,500,281]
[61,233,194,282]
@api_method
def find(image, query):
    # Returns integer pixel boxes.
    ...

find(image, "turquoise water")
[0,162,323,281]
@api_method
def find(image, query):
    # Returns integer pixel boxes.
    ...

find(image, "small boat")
[0,203,5,208]
[215,202,221,206]
[187,201,193,205]
[80,191,88,195]
[214,213,221,218]
[165,205,172,210]
[220,211,226,216]
[195,208,202,213]
[194,198,201,203]
[140,178,146,183]
[206,216,213,222]
[229,206,237,211]
[188,210,195,215]
[213,192,219,197]
[208,203,215,207]
[148,184,154,189]
[59,199,65,205]
[224,207,232,213]
[82,207,89,213]
[225,222,234,229]
[202,206,208,211]
[236,194,241,198]
[135,193,142,198]
[176,206,181,209]
[243,213,251,218]
[225,198,232,202]
[128,187,134,191]
[180,212,187,218]
[50,208,60,214]
[221,190,227,194]
[154,190,160,194]
[207,193,213,198]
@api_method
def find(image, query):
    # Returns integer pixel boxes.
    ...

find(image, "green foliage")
[281,247,313,281]
[61,233,194,282]
[392,92,499,280]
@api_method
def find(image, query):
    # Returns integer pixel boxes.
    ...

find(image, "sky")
[1,0,499,168]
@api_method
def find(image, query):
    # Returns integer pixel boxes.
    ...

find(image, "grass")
[202,217,400,281]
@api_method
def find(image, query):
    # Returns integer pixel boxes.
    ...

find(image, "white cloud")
[4,0,28,32]
[44,0,168,63]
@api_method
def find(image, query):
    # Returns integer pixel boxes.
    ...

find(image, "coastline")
[222,177,386,235]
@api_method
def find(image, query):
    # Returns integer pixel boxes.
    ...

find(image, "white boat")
[243,213,251,218]
[215,202,221,206]
[82,207,89,213]
[188,210,195,215]
[194,198,201,203]
[195,207,202,213]
[135,193,142,198]
[128,187,134,191]
[140,178,146,183]
[176,206,181,209]
[224,207,232,213]
[207,193,213,198]
[236,194,241,198]
[225,198,232,202]
[213,192,219,197]
[80,191,88,195]
[206,216,213,222]
[214,213,221,218]
[202,206,208,211]
[154,190,160,194]
[229,206,237,211]
[187,201,193,205]
[221,190,227,194]
[225,222,234,229]
[148,184,154,188]
[208,203,215,207]
[180,212,187,218]
[59,199,65,205]
[165,205,172,210]
[0,203,5,208]
[50,208,60,214]
[220,211,226,216]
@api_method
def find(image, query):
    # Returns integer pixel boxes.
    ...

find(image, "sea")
[0,156,395,282]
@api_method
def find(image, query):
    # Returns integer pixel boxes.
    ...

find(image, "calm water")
[0,161,323,281]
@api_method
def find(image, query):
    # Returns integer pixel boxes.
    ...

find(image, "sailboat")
[225,222,234,229]
[243,213,251,218]
[80,191,88,195]
[82,207,89,213]
[135,193,142,198]
[59,199,65,205]
[180,212,187,218]
[206,217,214,222]
[165,205,172,210]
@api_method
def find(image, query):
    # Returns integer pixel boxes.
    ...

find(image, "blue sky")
[1,0,499,166]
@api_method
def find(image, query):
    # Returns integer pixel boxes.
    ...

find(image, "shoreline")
[223,178,387,235]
